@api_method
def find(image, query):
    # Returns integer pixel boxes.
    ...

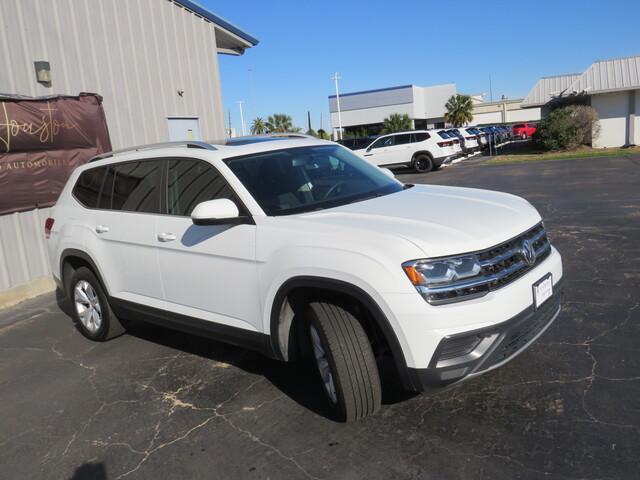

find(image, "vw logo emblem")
[520,239,536,266]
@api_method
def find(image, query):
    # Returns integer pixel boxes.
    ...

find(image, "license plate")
[533,273,553,309]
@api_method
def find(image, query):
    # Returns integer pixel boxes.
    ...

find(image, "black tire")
[412,154,433,173]
[69,267,125,341]
[307,301,382,422]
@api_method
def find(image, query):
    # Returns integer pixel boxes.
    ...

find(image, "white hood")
[299,184,541,258]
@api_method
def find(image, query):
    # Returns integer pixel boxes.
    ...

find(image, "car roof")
[85,135,334,168]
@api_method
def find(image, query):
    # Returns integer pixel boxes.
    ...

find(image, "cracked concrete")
[1,155,639,479]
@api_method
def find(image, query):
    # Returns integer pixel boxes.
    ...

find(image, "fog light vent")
[439,335,484,361]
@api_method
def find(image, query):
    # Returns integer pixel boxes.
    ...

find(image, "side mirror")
[380,167,395,179]
[191,199,243,226]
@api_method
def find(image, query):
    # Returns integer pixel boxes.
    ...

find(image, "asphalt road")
[2,155,639,480]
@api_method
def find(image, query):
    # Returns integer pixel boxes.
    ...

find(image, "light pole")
[331,72,343,140]
[248,68,256,121]
[238,101,246,136]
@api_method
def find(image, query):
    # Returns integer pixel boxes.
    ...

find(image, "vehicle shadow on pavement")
[68,461,107,480]
[55,290,416,421]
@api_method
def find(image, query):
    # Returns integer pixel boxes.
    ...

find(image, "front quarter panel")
[256,215,424,360]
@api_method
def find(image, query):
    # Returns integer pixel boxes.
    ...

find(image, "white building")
[469,98,541,126]
[328,83,540,137]
[328,84,456,137]
[522,56,640,148]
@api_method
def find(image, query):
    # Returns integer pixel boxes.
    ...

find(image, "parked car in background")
[466,127,488,149]
[355,130,457,172]
[513,123,537,139]
[436,130,463,157]
[47,135,564,422]
[479,126,498,144]
[447,128,480,154]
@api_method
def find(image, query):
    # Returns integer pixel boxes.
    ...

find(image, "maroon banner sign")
[0,93,111,215]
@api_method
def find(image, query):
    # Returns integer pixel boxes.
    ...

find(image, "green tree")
[381,113,413,134]
[535,105,600,150]
[444,94,474,127]
[250,117,267,134]
[317,129,330,140]
[265,114,300,133]
[305,128,318,137]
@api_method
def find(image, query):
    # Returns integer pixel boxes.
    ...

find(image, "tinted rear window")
[394,134,412,145]
[413,132,430,142]
[73,167,106,208]
[100,161,161,213]
[437,131,451,139]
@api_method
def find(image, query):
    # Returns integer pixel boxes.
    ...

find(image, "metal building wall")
[0,0,230,297]
[0,208,52,292]
[0,0,226,149]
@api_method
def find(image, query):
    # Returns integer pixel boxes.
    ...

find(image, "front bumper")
[405,281,563,391]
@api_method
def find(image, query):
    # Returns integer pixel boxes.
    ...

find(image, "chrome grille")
[426,223,552,305]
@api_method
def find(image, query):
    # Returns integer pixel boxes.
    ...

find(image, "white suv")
[354,130,459,172]
[46,135,563,421]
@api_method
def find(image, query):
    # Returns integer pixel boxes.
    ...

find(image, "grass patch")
[487,146,640,165]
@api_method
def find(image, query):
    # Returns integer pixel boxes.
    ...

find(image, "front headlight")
[402,255,483,304]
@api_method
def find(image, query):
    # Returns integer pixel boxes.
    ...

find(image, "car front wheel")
[306,301,382,422]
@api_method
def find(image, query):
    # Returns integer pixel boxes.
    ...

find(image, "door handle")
[364,154,373,157]
[157,232,177,242]
[95,225,109,234]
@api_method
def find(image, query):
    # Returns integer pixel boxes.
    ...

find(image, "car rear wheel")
[413,154,433,173]
[307,301,382,422]
[70,267,125,341]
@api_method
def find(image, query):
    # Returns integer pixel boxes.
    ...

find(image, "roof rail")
[264,133,315,139]
[89,141,216,162]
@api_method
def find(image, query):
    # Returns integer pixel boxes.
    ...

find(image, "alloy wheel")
[74,280,102,334]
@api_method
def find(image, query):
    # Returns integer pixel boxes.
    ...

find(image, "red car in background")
[513,123,537,139]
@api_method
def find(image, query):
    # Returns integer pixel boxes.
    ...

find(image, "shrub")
[534,105,600,150]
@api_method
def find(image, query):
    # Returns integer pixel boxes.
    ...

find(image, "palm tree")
[444,94,474,127]
[381,113,412,134]
[251,117,267,134]
[265,114,300,133]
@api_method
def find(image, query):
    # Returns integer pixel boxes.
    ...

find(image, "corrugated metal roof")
[522,73,582,107]
[568,55,640,95]
[173,0,259,47]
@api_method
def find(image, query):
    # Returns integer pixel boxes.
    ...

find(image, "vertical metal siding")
[0,0,226,148]
[0,208,52,291]
[0,0,229,294]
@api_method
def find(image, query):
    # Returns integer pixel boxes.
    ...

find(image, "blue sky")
[204,0,640,133]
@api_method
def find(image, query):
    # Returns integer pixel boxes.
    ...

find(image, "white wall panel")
[592,92,629,148]
[0,208,52,291]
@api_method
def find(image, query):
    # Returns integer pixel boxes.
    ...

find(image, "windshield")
[225,145,403,216]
